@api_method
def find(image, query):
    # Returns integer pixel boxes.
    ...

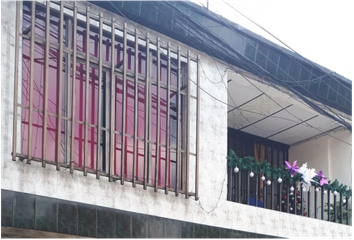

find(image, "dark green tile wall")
[35,195,57,232]
[78,203,96,237]
[1,189,280,238]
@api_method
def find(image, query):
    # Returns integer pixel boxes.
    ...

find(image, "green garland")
[227,149,352,198]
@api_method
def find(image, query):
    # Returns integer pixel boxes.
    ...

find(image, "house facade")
[1,1,352,238]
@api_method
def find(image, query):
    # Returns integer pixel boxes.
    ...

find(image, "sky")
[192,0,353,81]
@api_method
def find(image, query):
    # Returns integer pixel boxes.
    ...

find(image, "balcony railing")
[227,167,352,225]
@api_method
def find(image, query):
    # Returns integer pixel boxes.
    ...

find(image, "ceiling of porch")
[227,71,351,146]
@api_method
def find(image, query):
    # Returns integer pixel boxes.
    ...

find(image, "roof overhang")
[90,1,352,117]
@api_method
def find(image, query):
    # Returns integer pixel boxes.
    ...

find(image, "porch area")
[226,70,352,225]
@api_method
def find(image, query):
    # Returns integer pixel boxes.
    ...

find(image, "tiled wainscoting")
[1,189,278,238]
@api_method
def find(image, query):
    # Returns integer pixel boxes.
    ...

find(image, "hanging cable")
[105,1,351,145]
[221,0,352,92]
[102,0,352,142]
[160,1,351,131]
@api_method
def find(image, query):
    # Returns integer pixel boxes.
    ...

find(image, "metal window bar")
[64,17,73,167]
[14,0,199,198]
[12,1,21,162]
[175,47,181,196]
[195,55,200,200]
[12,1,21,161]
[104,72,110,176]
[95,12,103,179]
[41,1,50,167]
[27,0,36,165]
[121,22,127,185]
[109,18,116,182]
[154,37,161,192]
[164,42,171,194]
[55,1,64,170]
[70,2,78,173]
[132,28,139,187]
[147,49,153,186]
[143,33,150,190]
[185,50,191,198]
[83,6,90,176]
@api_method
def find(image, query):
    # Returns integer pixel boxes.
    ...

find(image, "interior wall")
[289,128,352,187]
[289,129,352,220]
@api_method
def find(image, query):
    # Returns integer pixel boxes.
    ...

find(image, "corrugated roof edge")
[88,1,351,117]
[181,1,352,85]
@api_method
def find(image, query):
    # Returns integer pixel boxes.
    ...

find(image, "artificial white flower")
[297,163,307,175]
[297,163,317,186]
[302,182,311,192]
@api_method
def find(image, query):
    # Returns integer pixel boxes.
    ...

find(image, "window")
[13,1,200,198]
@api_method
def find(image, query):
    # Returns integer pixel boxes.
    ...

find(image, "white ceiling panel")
[227,71,347,145]
[273,105,317,122]
[268,116,342,145]
[241,107,298,138]
[228,94,284,129]
[227,79,261,112]
[268,123,320,145]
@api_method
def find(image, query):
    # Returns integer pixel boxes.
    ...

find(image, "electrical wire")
[208,1,351,126]
[105,0,352,146]
[172,1,350,130]
[199,60,227,84]
[198,165,228,213]
[188,75,351,146]
[108,0,352,140]
[222,0,352,93]
[192,0,352,100]
[156,0,345,125]
[209,56,280,132]
[159,1,351,133]
[157,1,352,145]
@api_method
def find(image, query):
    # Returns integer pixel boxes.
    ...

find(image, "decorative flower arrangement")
[227,149,352,198]
[287,161,319,192]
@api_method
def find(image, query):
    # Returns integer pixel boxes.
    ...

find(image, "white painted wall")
[289,129,352,188]
[289,129,352,222]
[1,1,352,238]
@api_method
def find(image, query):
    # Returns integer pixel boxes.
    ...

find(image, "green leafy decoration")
[227,149,352,198]
[324,201,352,224]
